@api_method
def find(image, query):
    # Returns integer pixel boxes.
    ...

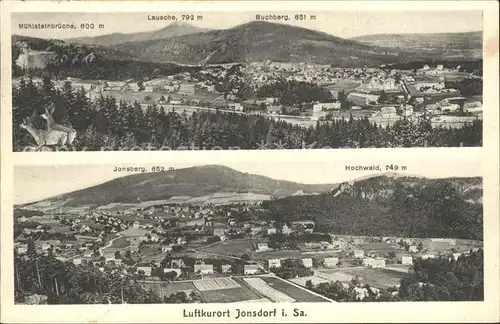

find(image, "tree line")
[261,178,483,241]
[307,249,483,302]
[13,78,482,151]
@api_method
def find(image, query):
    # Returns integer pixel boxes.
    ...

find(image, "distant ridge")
[68,21,212,46]
[351,31,482,59]
[18,165,333,209]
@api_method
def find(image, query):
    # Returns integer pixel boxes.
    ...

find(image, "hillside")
[261,175,483,240]
[12,35,193,80]
[20,165,333,208]
[111,21,415,66]
[68,21,212,47]
[352,31,482,60]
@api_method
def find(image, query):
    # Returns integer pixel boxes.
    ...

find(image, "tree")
[378,90,388,104]
[417,242,424,252]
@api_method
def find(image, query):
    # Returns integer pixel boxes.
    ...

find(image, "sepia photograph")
[11,11,483,152]
[13,162,484,304]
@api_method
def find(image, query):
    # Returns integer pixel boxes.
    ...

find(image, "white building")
[221,264,232,273]
[162,243,174,253]
[256,242,270,252]
[267,228,277,235]
[400,256,412,265]
[353,250,364,258]
[194,264,214,275]
[364,258,386,268]
[268,258,281,269]
[301,258,313,268]
[324,257,339,268]
[244,264,261,275]
[137,266,152,276]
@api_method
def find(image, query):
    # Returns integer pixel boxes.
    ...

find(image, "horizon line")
[14,165,481,206]
[12,19,483,41]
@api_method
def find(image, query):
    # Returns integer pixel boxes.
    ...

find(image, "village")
[14,201,483,303]
[13,57,483,129]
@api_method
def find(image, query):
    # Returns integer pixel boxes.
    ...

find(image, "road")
[99,233,123,256]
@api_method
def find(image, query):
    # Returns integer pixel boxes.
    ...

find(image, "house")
[313,102,341,112]
[408,245,418,253]
[213,225,226,237]
[400,256,413,265]
[128,83,140,92]
[176,236,187,245]
[250,227,262,236]
[221,264,232,273]
[256,242,270,252]
[106,81,127,88]
[228,103,244,112]
[353,250,364,258]
[244,264,261,275]
[72,80,101,91]
[71,258,82,265]
[364,258,386,268]
[374,107,398,118]
[266,105,282,115]
[16,244,28,254]
[194,264,214,275]
[163,268,182,277]
[464,101,482,114]
[162,243,174,253]
[132,221,140,229]
[281,224,292,235]
[267,228,277,235]
[170,259,185,268]
[292,221,315,232]
[324,257,339,268]
[301,258,313,268]
[41,243,52,251]
[401,105,413,117]
[144,85,154,93]
[170,100,182,105]
[137,266,152,276]
[268,258,281,269]
[421,254,436,260]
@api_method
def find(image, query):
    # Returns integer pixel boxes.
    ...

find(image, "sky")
[14,160,480,205]
[11,11,482,40]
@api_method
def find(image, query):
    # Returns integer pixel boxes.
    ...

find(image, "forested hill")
[21,165,333,208]
[261,175,483,240]
[110,21,412,66]
[12,35,193,80]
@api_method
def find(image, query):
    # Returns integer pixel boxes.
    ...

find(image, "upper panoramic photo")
[11,11,483,152]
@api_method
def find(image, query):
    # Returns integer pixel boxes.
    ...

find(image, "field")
[193,277,241,291]
[326,80,361,93]
[260,276,330,302]
[252,250,302,260]
[318,268,404,289]
[142,281,197,298]
[109,237,130,249]
[198,238,255,256]
[289,275,330,287]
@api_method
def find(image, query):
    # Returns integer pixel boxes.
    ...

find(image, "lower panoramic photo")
[13,162,483,304]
